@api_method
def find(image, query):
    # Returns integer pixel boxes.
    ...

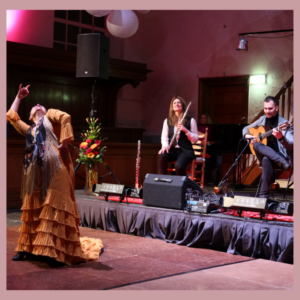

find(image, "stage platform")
[75,187,293,265]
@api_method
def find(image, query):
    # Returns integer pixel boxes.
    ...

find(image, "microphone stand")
[74,79,98,173]
[217,140,250,196]
[74,79,120,185]
[89,79,98,119]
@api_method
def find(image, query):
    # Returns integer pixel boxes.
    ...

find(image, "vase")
[85,163,99,195]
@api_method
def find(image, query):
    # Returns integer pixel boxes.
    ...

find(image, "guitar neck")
[261,128,274,140]
[260,122,287,140]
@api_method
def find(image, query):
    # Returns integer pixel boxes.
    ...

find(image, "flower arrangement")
[76,117,106,168]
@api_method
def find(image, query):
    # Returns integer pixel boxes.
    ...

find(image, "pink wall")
[6,10,126,57]
[7,10,55,48]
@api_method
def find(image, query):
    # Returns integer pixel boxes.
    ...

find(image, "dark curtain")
[76,198,293,264]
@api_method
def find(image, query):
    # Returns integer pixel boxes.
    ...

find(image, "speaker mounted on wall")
[76,33,110,79]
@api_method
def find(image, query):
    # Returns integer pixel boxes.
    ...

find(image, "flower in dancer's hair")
[75,117,106,168]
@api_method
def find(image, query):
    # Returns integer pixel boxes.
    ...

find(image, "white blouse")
[161,118,199,148]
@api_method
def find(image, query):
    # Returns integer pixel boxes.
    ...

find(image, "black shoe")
[282,161,292,172]
[25,252,36,260]
[12,252,26,261]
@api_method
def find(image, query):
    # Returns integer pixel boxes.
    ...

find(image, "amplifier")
[221,196,293,215]
[143,174,203,210]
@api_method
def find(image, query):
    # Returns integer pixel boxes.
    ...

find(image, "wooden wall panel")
[7,141,25,209]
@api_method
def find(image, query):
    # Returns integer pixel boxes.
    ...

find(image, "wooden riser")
[275,179,294,189]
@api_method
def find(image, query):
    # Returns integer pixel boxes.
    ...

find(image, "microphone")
[244,137,256,143]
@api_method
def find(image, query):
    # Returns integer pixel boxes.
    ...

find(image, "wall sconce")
[250,75,266,84]
[236,36,248,51]
[236,29,293,51]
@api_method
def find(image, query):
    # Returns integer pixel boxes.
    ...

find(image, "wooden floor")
[7,221,293,290]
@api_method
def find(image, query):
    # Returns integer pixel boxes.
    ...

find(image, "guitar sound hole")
[258,134,262,142]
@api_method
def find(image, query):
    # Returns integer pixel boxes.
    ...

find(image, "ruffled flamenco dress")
[7,108,103,265]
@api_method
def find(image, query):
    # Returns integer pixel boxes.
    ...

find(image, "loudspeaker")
[76,33,110,79]
[143,174,203,210]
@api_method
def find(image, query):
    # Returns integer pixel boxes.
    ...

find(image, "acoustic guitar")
[248,121,290,156]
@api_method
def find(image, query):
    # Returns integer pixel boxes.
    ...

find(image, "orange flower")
[80,142,88,149]
[90,144,98,150]
[87,153,95,158]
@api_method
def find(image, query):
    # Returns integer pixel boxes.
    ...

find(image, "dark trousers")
[158,147,194,176]
[253,142,287,197]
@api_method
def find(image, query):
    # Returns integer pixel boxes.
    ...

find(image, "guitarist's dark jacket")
[242,114,293,165]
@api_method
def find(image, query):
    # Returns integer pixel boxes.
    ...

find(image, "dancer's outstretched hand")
[17,84,30,99]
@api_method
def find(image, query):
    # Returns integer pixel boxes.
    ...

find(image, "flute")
[168,102,192,150]
[135,140,141,189]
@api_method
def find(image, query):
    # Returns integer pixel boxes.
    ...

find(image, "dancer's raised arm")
[10,84,30,113]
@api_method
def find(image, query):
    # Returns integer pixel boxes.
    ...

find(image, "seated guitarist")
[243,96,293,198]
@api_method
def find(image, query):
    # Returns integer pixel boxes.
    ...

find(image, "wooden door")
[198,75,249,124]
[198,75,249,183]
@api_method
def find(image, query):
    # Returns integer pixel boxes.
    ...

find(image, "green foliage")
[77,117,106,168]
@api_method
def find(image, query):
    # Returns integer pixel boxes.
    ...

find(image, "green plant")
[76,118,106,168]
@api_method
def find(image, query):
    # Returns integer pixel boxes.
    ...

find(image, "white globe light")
[86,10,112,17]
[136,10,150,14]
[106,10,139,38]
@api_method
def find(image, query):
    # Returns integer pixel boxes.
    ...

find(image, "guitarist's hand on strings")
[272,128,283,140]
[273,121,290,139]
[272,122,291,140]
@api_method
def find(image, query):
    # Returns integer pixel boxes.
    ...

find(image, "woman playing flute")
[158,96,198,175]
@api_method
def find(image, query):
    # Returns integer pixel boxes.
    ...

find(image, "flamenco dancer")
[7,84,103,265]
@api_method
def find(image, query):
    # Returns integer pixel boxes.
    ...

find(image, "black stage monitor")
[143,174,203,210]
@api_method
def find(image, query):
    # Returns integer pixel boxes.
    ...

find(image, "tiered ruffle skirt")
[16,189,103,265]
